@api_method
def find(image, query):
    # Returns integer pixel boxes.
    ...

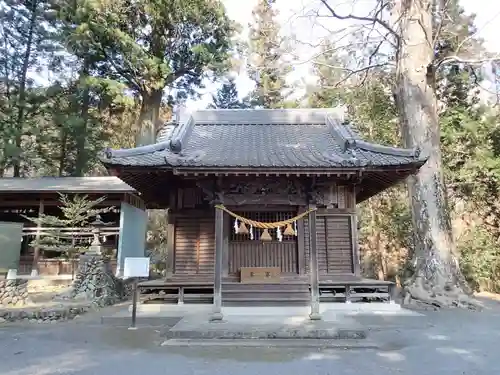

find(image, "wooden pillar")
[31,199,44,277]
[308,205,321,320]
[210,205,224,321]
[350,213,361,276]
[222,212,229,277]
[297,207,306,275]
[165,211,175,279]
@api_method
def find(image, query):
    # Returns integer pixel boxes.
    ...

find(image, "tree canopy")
[1,0,500,301]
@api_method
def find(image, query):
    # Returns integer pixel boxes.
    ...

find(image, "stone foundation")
[0,279,31,307]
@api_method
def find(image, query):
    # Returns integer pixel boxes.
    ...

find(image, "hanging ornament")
[234,218,239,234]
[294,221,298,236]
[238,221,249,234]
[283,223,295,236]
[276,227,283,242]
[260,228,272,241]
[249,225,254,240]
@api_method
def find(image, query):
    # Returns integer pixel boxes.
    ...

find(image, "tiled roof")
[100,109,425,169]
[0,177,135,193]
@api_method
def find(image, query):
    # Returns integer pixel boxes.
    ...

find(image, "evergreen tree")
[24,194,112,255]
[55,0,236,146]
[209,78,247,109]
[0,0,58,176]
[246,0,290,108]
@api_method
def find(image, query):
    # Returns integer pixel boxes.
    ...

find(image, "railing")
[22,226,121,238]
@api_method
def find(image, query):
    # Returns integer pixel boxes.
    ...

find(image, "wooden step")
[223,289,309,294]
[222,297,310,307]
[224,297,308,302]
[223,292,309,300]
[222,281,311,306]
[222,283,309,292]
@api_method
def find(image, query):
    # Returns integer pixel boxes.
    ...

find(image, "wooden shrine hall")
[99,108,427,320]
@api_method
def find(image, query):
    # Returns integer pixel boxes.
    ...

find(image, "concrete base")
[309,312,322,321]
[208,312,224,322]
[128,302,403,315]
[161,338,381,349]
[164,314,367,340]
[16,274,74,281]
[6,269,17,280]
[101,314,182,327]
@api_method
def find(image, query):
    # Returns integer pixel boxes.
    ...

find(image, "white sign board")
[123,257,150,279]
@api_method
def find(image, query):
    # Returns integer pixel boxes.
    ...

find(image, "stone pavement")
[101,301,417,342]
[0,297,500,375]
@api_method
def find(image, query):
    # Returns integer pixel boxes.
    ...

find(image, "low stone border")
[0,303,91,324]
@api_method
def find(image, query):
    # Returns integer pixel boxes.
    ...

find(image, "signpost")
[123,257,150,330]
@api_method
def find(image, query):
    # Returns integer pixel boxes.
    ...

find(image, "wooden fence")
[18,225,120,276]
[18,257,118,276]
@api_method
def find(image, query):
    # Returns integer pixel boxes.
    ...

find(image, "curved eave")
[102,159,426,178]
[356,158,427,202]
[99,150,427,172]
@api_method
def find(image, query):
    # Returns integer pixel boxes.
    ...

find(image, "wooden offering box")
[240,267,281,284]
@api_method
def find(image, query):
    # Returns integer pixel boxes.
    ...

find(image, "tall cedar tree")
[209,78,247,109]
[319,0,489,307]
[391,0,481,306]
[56,0,236,146]
[246,0,290,108]
[0,0,56,176]
[308,44,412,282]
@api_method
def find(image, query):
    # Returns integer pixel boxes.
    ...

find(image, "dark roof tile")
[101,109,425,169]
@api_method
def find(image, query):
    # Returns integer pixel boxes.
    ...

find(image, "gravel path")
[1,299,500,375]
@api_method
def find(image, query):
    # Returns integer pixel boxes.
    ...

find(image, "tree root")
[402,276,483,311]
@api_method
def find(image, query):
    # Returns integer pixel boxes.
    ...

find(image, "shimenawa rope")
[215,204,316,229]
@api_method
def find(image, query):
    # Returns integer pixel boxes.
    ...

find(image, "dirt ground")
[1,294,500,375]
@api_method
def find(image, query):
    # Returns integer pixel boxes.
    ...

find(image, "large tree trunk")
[13,1,38,177]
[58,129,68,176]
[135,89,163,146]
[73,62,91,177]
[393,0,475,308]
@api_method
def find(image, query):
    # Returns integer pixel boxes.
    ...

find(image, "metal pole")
[129,278,138,330]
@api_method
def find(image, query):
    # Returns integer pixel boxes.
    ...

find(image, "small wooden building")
[0,177,145,277]
[100,108,426,319]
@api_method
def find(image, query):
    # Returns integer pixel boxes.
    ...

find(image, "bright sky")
[185,0,500,110]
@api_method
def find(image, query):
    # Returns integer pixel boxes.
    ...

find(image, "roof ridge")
[103,141,170,159]
[353,139,421,158]
[105,116,196,158]
[325,114,421,158]
[169,116,195,153]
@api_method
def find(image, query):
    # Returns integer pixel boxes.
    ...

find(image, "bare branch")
[432,0,453,49]
[292,39,381,66]
[318,0,400,45]
[358,32,390,86]
[314,61,391,88]
[437,55,500,68]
